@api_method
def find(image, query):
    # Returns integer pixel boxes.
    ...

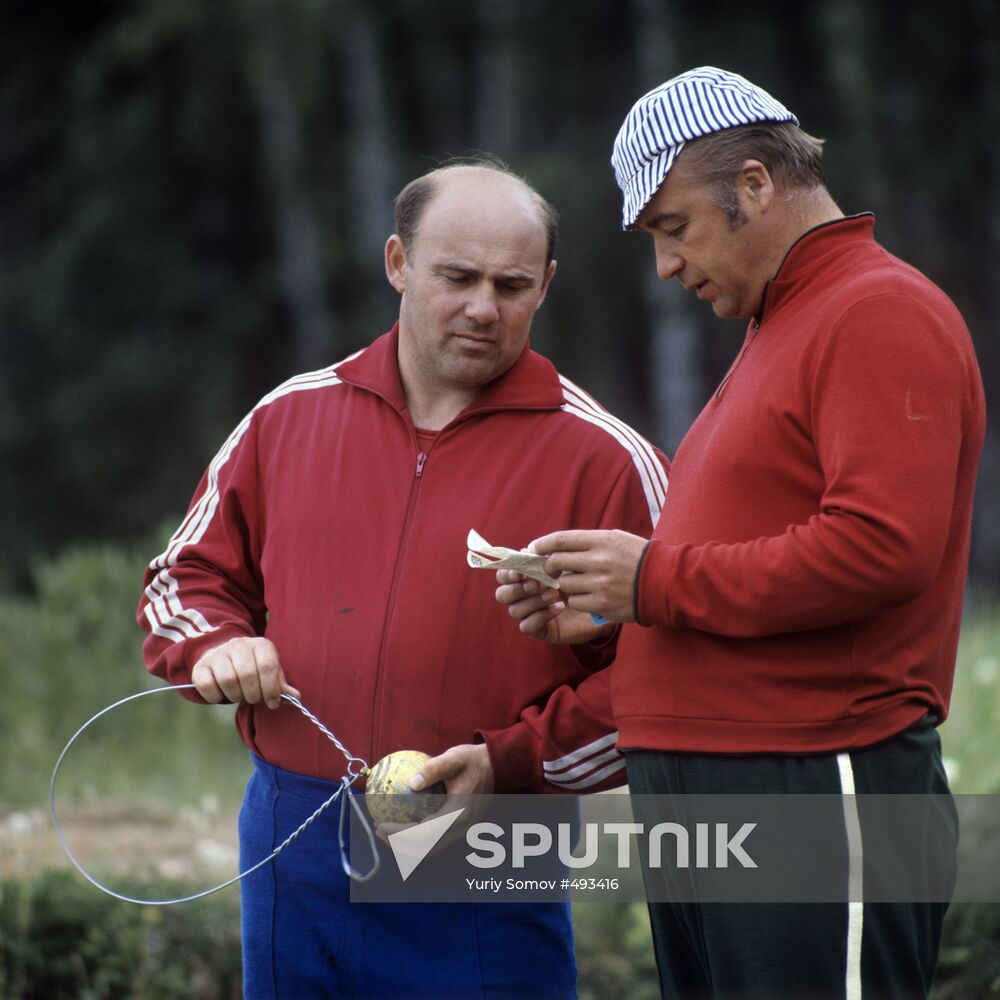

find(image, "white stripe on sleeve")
[544,731,624,790]
[558,376,668,527]
[144,354,362,645]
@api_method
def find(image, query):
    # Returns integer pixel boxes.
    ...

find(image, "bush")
[0,870,241,999]
[2,541,998,997]
[0,539,250,813]
[573,901,659,1000]
[933,903,1000,999]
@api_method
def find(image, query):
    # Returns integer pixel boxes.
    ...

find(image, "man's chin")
[446,356,510,388]
[711,300,750,320]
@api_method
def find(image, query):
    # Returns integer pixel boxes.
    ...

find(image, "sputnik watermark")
[383,809,756,887]
[354,792,982,904]
[465,820,757,870]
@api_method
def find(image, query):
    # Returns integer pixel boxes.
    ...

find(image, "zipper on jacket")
[369,449,428,758]
[715,319,760,399]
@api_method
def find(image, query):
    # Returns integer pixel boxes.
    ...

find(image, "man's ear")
[385,234,408,293]
[738,159,775,214]
[534,259,557,311]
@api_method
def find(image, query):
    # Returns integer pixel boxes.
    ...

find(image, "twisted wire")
[49,683,380,905]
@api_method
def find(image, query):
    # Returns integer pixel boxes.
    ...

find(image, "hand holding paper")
[466,530,561,589]
[469,529,617,639]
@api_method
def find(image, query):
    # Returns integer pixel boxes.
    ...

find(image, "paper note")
[465,530,560,589]
[467,530,610,626]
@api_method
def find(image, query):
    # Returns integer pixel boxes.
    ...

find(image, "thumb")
[278,669,302,702]
[410,748,462,791]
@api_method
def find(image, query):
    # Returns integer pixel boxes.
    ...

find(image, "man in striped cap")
[500,67,984,998]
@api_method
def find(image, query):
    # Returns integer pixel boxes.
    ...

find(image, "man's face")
[386,171,555,398]
[635,157,770,320]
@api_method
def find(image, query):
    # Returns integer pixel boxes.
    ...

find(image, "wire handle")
[49,684,380,905]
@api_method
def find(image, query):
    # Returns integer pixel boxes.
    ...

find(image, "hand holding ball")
[364,750,446,825]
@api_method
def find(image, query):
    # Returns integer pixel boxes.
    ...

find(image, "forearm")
[478,668,623,794]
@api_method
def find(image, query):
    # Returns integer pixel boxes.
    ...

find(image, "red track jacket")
[139,327,668,792]
[615,215,986,754]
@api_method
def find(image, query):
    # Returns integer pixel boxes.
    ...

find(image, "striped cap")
[611,67,799,229]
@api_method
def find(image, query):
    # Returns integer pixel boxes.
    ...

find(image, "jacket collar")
[334,323,566,422]
[757,212,876,323]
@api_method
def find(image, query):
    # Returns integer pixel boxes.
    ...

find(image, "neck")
[395,328,482,430]
[749,188,845,319]
[783,185,844,238]
[404,384,477,431]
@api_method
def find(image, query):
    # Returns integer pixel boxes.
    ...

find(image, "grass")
[938,602,1000,793]
[0,543,998,997]
[572,603,1000,997]
[0,542,252,817]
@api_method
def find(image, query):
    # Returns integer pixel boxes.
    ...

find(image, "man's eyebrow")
[433,261,478,274]
[432,261,538,284]
[641,211,686,230]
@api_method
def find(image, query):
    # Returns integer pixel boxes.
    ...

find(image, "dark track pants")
[625,716,956,1000]
[238,754,576,1000]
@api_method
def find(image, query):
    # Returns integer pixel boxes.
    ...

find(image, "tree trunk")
[474,0,517,154]
[341,6,395,264]
[632,0,701,455]
[244,1,334,370]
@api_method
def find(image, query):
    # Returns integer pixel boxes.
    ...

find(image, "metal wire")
[49,683,380,905]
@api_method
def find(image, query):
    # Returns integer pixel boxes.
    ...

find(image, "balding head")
[393,160,559,268]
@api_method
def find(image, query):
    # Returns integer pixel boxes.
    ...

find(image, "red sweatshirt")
[614,215,985,754]
[139,327,668,792]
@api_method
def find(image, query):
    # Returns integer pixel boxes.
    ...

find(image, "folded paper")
[465,529,560,589]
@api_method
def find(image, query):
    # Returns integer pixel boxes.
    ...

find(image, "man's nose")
[466,285,500,325]
[655,246,684,282]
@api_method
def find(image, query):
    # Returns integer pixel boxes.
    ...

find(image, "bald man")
[138,159,668,999]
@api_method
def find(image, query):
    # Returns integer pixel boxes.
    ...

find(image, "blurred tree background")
[2,3,999,996]
[1,0,996,599]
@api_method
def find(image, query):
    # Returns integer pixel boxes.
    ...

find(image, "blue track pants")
[239,754,577,999]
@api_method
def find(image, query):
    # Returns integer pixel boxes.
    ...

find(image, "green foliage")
[573,898,1000,1000]
[0,538,249,812]
[933,904,1000,999]
[1,0,997,594]
[939,607,1000,793]
[573,901,659,1000]
[0,869,241,1000]
[4,542,1000,997]
[2,542,998,996]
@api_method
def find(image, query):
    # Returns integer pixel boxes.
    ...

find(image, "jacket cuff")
[179,625,252,675]
[476,721,540,793]
[635,538,673,627]
[147,625,253,699]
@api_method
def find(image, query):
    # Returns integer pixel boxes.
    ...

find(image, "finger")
[410,748,461,791]
[495,569,528,585]
[251,641,285,709]
[279,674,302,703]
[505,592,563,623]
[547,568,592,595]
[377,807,465,851]
[519,605,565,638]
[496,580,551,609]
[495,581,526,607]
[529,530,604,556]
[227,642,264,704]
[191,660,226,704]
[208,656,246,705]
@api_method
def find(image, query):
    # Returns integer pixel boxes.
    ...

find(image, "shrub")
[0,539,249,814]
[0,870,241,999]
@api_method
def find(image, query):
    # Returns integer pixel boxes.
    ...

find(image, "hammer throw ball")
[364,750,446,825]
